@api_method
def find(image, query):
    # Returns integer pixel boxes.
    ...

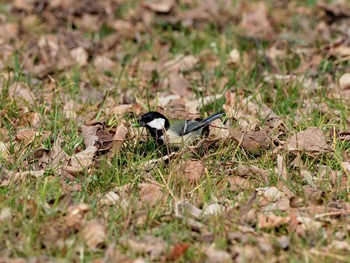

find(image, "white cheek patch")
[147,118,165,130]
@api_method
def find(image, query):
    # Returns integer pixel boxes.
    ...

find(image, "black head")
[139,111,170,141]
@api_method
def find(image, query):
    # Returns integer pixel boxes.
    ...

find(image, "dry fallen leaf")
[230,129,271,154]
[257,212,290,229]
[70,47,89,66]
[109,121,129,155]
[82,124,101,148]
[65,145,97,175]
[162,55,198,74]
[63,99,77,120]
[204,244,231,263]
[238,2,274,39]
[285,127,331,153]
[125,235,166,259]
[80,220,106,250]
[175,200,202,219]
[224,176,253,192]
[0,142,9,160]
[166,243,190,261]
[8,82,35,105]
[144,0,175,13]
[0,169,45,187]
[339,73,350,90]
[139,183,163,206]
[173,160,204,184]
[99,191,120,206]
[168,72,192,97]
[65,203,89,229]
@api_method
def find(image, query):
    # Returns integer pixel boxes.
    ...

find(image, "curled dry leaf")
[82,124,101,148]
[109,120,129,155]
[65,145,97,175]
[256,186,285,204]
[173,160,204,184]
[65,203,89,229]
[80,220,106,250]
[175,200,202,219]
[285,127,331,153]
[139,183,163,207]
[203,203,224,216]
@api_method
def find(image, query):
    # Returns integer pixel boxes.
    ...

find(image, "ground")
[1,0,350,262]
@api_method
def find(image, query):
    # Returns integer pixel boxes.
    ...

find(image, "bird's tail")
[183,112,225,135]
[202,112,225,125]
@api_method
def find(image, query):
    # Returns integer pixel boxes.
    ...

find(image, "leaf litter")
[1,0,350,261]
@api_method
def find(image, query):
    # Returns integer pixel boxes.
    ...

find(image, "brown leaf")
[162,55,198,74]
[9,82,35,105]
[166,243,190,261]
[339,73,350,90]
[0,169,45,187]
[257,213,290,229]
[65,203,89,229]
[93,55,116,72]
[15,129,36,143]
[224,176,253,192]
[70,47,89,66]
[168,72,192,97]
[175,200,202,219]
[174,160,204,184]
[0,23,19,41]
[204,244,231,263]
[230,129,271,154]
[317,1,350,19]
[139,183,163,206]
[0,142,9,160]
[256,186,285,204]
[66,145,97,174]
[109,121,129,155]
[80,220,106,250]
[238,2,274,39]
[285,127,331,153]
[144,0,175,13]
[63,100,77,120]
[82,124,102,147]
[126,235,166,259]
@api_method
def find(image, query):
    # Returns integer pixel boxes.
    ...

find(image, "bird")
[132,111,225,147]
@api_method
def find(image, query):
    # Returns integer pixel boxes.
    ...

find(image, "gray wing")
[182,112,225,135]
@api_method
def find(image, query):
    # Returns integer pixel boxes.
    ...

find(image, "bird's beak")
[131,121,146,127]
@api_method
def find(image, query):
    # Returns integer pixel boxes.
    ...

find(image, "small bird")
[132,111,225,147]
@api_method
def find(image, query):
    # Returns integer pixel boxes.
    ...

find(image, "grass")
[1,0,350,261]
